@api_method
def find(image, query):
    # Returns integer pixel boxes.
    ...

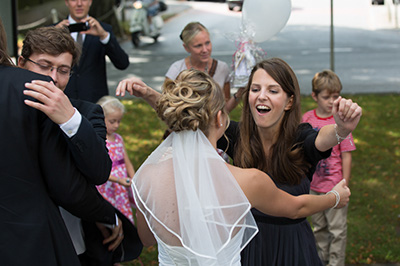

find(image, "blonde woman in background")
[165,22,243,113]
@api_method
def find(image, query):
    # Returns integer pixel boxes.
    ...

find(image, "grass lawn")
[120,94,400,265]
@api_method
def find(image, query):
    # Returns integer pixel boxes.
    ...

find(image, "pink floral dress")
[97,133,134,224]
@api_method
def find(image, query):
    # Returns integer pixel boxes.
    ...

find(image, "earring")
[220,123,223,127]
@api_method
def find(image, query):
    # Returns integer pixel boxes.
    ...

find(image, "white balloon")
[242,0,292,43]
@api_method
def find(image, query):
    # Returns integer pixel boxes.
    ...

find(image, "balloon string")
[234,40,250,51]
[231,40,267,67]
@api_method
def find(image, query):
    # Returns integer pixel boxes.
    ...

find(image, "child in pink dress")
[97,96,136,224]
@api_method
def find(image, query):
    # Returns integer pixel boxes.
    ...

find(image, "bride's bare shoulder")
[226,164,265,187]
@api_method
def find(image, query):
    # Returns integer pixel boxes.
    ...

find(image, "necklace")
[189,57,208,73]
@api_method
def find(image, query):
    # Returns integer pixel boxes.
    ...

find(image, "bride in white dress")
[128,69,350,266]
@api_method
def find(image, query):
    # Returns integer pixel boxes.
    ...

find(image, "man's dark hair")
[21,26,81,67]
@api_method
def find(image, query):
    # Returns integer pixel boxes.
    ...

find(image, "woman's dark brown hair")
[234,58,310,185]
[0,18,14,67]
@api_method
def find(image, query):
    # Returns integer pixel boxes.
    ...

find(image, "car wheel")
[131,32,140,48]
[153,34,160,42]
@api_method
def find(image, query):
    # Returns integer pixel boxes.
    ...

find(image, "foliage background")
[119,94,400,265]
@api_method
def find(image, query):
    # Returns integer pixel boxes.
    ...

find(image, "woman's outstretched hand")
[332,96,362,136]
[331,179,351,209]
[116,77,149,98]
[116,77,161,110]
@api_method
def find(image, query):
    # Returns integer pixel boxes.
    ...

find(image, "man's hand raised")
[24,80,75,124]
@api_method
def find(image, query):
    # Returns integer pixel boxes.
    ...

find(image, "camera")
[67,22,90,33]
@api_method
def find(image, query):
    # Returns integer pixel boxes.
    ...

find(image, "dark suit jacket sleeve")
[102,23,129,70]
[66,100,112,185]
[40,118,116,225]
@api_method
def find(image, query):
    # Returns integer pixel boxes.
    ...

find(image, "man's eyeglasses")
[24,57,73,77]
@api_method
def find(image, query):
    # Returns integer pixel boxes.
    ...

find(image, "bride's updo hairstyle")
[157,69,228,136]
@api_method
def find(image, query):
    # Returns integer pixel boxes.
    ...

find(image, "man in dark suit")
[19,26,111,184]
[19,26,142,265]
[0,19,121,265]
[56,0,129,103]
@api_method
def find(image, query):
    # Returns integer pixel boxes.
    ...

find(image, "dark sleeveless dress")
[217,122,331,266]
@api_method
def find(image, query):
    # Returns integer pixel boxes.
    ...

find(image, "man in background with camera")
[56,0,129,103]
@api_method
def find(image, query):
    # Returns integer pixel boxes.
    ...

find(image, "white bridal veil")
[131,130,258,265]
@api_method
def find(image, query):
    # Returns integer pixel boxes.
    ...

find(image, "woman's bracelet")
[334,124,353,146]
[326,189,340,209]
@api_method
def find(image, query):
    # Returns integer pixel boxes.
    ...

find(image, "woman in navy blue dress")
[217,58,362,266]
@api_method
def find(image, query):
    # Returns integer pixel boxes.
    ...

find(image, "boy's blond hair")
[312,69,342,95]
